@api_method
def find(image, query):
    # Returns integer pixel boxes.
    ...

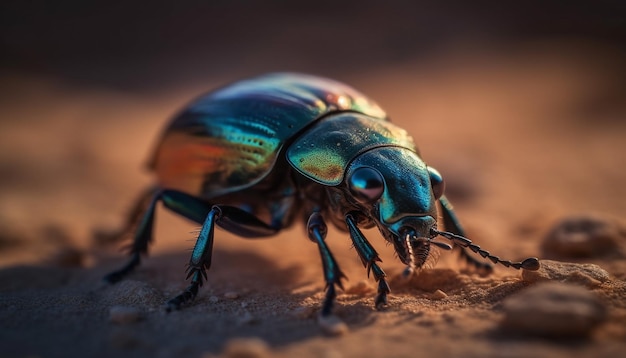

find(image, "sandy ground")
[1,44,626,358]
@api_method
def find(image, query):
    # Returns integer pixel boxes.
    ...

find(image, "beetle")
[104,73,539,316]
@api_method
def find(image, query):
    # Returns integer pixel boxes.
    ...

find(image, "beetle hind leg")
[104,253,141,284]
[96,187,157,248]
[103,190,161,284]
[104,189,215,284]
[457,244,493,273]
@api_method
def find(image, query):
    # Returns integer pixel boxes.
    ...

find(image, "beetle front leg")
[307,212,346,317]
[439,195,493,273]
[345,213,390,309]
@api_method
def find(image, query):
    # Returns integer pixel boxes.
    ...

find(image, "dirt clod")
[501,282,608,338]
[542,216,626,258]
[522,259,611,287]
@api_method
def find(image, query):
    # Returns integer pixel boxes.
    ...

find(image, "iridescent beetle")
[104,73,539,316]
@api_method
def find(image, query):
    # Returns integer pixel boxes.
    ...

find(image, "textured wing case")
[150,73,387,198]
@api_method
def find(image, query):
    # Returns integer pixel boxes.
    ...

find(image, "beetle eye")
[348,167,384,203]
[428,167,445,199]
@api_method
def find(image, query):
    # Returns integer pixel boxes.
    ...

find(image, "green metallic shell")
[286,113,417,186]
[149,73,386,199]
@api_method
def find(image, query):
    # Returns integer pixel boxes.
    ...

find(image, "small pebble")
[109,305,143,324]
[501,282,607,338]
[209,296,219,303]
[318,314,349,336]
[522,260,610,288]
[221,337,270,358]
[224,292,239,299]
[542,215,625,258]
[431,289,448,300]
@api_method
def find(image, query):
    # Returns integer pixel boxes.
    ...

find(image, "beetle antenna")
[430,229,540,271]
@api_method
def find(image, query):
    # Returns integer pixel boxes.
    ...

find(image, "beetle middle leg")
[345,213,390,309]
[439,195,493,273]
[166,203,280,311]
[307,212,346,317]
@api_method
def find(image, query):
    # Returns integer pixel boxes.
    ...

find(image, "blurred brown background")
[1,0,625,268]
[1,2,626,357]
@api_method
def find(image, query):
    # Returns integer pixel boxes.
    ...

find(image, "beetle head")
[344,147,448,268]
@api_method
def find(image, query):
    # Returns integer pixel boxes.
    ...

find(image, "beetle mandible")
[104,73,539,316]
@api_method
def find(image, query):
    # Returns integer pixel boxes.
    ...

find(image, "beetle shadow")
[0,242,381,357]
[96,246,380,350]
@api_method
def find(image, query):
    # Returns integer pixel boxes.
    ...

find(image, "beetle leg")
[104,185,282,309]
[269,191,297,230]
[345,213,390,309]
[211,205,280,237]
[104,189,215,284]
[166,204,282,311]
[103,191,160,284]
[166,206,219,311]
[164,189,282,237]
[307,212,346,317]
[95,186,157,247]
[439,195,493,273]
